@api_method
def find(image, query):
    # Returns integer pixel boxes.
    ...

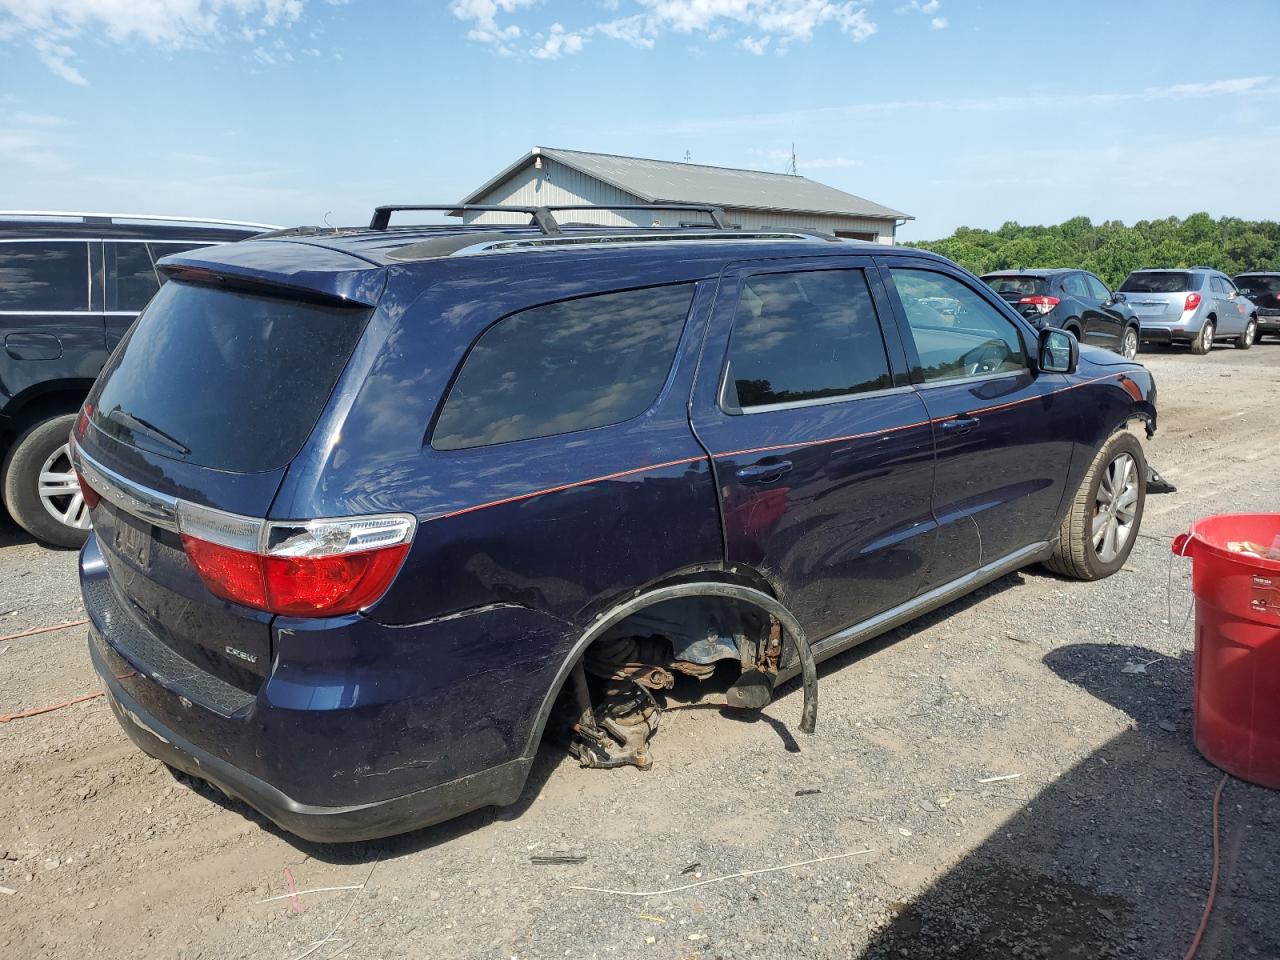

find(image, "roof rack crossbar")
[369,203,729,234]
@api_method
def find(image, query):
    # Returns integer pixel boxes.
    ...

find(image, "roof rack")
[0,210,278,230]
[369,203,729,234]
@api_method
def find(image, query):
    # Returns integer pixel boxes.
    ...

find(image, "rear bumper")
[92,637,529,842]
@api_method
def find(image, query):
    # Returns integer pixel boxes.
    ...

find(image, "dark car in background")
[71,203,1158,841]
[1234,272,1280,340]
[980,268,1141,359]
[0,212,272,547]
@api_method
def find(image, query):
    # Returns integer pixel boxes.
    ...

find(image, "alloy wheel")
[37,442,91,530]
[1244,320,1256,347]
[1122,329,1138,359]
[1092,452,1138,564]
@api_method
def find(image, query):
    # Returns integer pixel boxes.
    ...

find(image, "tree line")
[903,213,1280,288]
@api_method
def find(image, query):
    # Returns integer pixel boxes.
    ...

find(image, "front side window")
[0,241,88,311]
[890,268,1028,384]
[724,269,892,410]
[1062,273,1089,298]
[432,284,694,450]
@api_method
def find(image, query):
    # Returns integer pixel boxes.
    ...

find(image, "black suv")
[1234,272,1280,340]
[981,268,1141,359]
[0,212,270,546]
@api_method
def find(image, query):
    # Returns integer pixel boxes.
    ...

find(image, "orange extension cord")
[0,618,114,724]
[1183,772,1230,960]
[0,618,88,644]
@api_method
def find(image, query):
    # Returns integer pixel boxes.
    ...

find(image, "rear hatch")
[1119,271,1196,321]
[1236,275,1280,311]
[75,242,383,702]
[983,274,1053,320]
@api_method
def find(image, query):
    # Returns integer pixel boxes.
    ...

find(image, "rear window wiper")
[105,409,192,456]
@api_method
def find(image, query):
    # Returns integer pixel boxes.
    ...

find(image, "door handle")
[940,416,981,436]
[736,459,793,484]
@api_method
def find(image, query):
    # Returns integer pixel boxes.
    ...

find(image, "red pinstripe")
[424,372,1133,524]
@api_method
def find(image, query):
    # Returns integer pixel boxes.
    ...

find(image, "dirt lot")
[2,343,1279,960]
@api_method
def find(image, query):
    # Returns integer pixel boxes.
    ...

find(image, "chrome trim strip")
[449,232,813,258]
[70,443,179,532]
[0,310,94,316]
[0,211,279,230]
[775,540,1053,683]
[732,384,916,416]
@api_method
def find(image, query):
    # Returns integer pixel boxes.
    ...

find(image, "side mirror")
[1113,291,1127,303]
[1039,327,1078,374]
[1227,290,1238,299]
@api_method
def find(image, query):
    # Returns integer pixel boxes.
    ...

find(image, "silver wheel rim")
[1245,321,1256,346]
[1092,452,1138,564]
[1123,330,1138,359]
[1202,322,1214,349]
[37,442,91,530]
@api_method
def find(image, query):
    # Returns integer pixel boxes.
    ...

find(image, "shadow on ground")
[861,642,1280,960]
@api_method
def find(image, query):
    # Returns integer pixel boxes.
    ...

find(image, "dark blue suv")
[71,204,1157,841]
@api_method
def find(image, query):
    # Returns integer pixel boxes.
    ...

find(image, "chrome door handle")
[940,417,981,436]
[736,459,793,484]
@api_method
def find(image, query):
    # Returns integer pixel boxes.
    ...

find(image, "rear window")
[1120,272,1195,293]
[431,283,694,451]
[1237,275,1280,295]
[90,280,371,472]
[984,276,1046,297]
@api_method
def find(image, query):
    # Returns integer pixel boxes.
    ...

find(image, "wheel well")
[1063,319,1082,335]
[4,383,92,438]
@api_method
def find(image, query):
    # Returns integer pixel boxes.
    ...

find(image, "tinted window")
[1120,272,1193,293]
[0,241,88,311]
[1210,276,1228,295]
[108,242,160,312]
[432,284,694,450]
[1062,273,1089,298]
[891,268,1028,383]
[1237,275,1280,295]
[90,281,371,472]
[984,276,1046,297]
[1084,274,1110,300]
[724,269,891,409]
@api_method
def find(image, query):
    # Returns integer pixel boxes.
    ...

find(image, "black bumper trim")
[91,640,532,843]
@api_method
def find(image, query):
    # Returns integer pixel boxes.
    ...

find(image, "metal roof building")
[458,147,913,244]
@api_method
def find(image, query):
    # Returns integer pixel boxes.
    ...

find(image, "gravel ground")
[2,343,1279,960]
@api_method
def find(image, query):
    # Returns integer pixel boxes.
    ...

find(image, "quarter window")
[723,269,892,410]
[0,241,88,311]
[890,268,1028,384]
[107,243,160,312]
[432,284,694,450]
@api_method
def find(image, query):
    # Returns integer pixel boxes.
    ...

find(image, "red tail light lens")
[75,470,102,510]
[1018,295,1061,316]
[176,504,415,617]
[75,402,93,440]
[1185,292,1202,310]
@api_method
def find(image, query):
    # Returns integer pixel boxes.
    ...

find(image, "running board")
[776,540,1053,684]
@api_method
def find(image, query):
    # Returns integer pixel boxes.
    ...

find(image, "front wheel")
[1,413,91,549]
[1235,317,1257,350]
[1044,431,1146,581]
[1120,326,1139,359]
[1190,319,1215,355]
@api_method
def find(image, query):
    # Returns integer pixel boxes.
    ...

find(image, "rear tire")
[1190,318,1215,355]
[1235,317,1257,350]
[1,413,91,549]
[1044,431,1146,581]
[1121,326,1139,359]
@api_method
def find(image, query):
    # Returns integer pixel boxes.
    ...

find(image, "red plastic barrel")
[1173,514,1280,788]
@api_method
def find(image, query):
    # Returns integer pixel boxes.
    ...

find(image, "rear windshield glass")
[1119,272,1194,293]
[1236,275,1280,295]
[90,280,371,472]
[984,276,1046,297]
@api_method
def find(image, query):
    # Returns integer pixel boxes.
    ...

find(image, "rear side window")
[890,268,1028,383]
[1084,274,1110,300]
[90,281,371,472]
[1120,272,1193,293]
[107,242,159,312]
[432,284,694,450]
[0,241,88,311]
[1062,274,1089,298]
[724,269,891,410]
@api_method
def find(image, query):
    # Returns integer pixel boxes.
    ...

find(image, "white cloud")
[0,104,73,170]
[449,0,536,54]
[530,22,587,59]
[740,34,769,55]
[930,16,946,29]
[0,0,312,83]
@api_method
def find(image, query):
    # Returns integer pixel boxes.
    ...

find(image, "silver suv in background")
[1122,268,1258,355]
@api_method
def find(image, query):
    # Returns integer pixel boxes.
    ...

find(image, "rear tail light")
[1018,295,1061,316]
[177,502,415,617]
[76,471,102,510]
[1185,292,1202,310]
[75,402,93,440]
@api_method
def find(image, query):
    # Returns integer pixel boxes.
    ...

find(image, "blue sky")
[1,0,1278,240]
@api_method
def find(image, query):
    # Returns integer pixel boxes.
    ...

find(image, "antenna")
[786,142,798,176]
[683,149,692,162]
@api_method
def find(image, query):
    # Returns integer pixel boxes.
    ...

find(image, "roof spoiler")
[368,203,730,234]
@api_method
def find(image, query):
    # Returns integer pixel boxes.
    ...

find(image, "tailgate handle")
[736,459,793,484]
